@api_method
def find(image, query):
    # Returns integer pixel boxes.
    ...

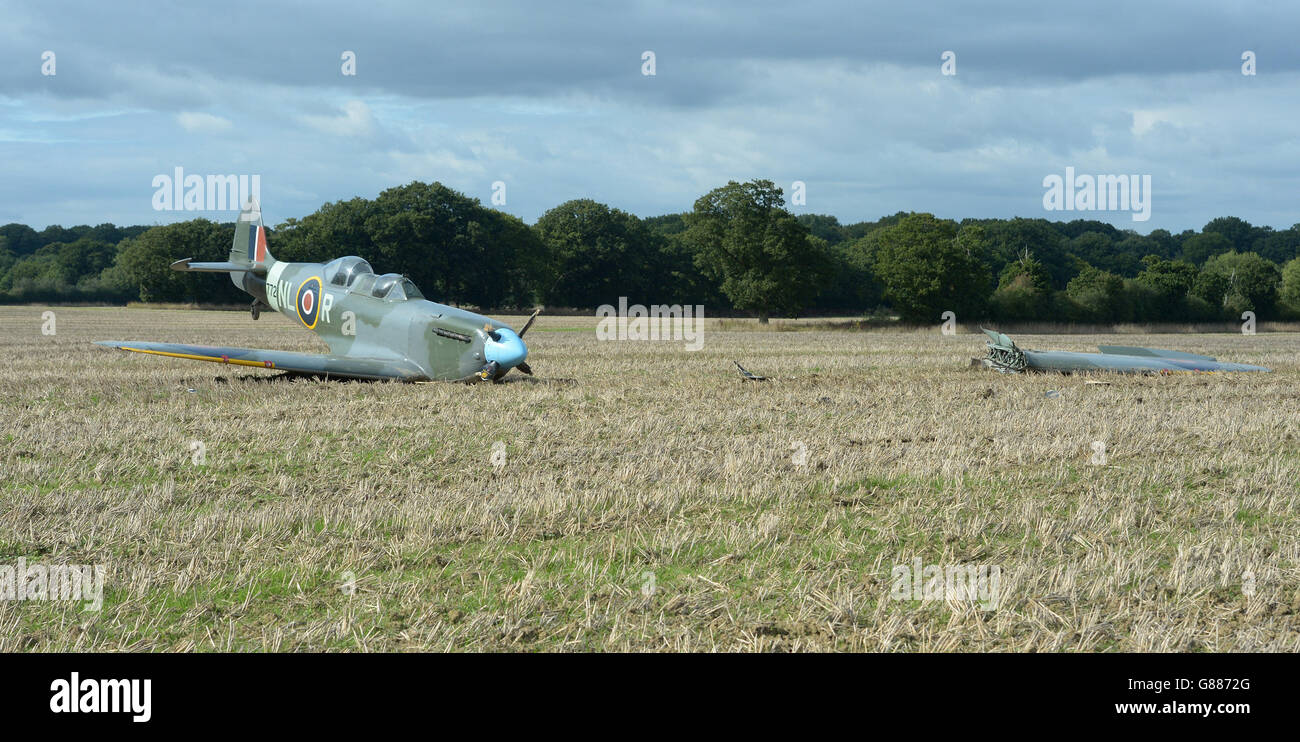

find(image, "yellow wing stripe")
[119,347,275,369]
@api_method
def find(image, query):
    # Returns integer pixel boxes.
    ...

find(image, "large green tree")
[1066,265,1126,322]
[989,251,1052,320]
[1180,232,1232,266]
[1254,227,1300,265]
[533,199,664,308]
[274,198,376,264]
[684,180,832,321]
[1195,250,1282,317]
[1280,257,1300,316]
[1134,255,1198,319]
[817,238,881,312]
[114,219,237,303]
[1068,231,1140,278]
[795,214,847,245]
[981,218,1071,288]
[870,212,991,323]
[274,182,542,309]
[1202,216,1258,253]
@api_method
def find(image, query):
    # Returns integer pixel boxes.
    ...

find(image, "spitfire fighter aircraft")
[96,201,535,382]
[980,329,1270,374]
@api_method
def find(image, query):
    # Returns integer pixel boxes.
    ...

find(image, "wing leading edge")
[1096,345,1216,362]
[94,341,427,381]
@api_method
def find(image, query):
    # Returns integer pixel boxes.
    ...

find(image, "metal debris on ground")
[733,361,767,381]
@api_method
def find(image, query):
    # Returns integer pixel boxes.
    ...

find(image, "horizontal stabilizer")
[1097,345,1216,362]
[170,258,267,275]
[981,328,1017,349]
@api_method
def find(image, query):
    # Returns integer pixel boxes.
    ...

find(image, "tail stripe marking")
[255,225,268,263]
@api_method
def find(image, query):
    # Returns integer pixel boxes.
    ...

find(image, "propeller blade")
[518,309,541,338]
[516,362,533,376]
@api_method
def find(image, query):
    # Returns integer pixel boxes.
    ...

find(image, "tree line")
[4,179,1300,323]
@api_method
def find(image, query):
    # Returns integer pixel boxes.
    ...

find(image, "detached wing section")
[1097,345,1216,362]
[94,341,427,381]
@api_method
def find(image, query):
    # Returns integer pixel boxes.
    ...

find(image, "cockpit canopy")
[370,273,424,301]
[323,257,424,301]
[324,256,373,288]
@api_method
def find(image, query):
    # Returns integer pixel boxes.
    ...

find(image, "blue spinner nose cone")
[484,327,528,369]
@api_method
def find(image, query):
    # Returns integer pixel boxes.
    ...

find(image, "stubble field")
[1,305,1298,651]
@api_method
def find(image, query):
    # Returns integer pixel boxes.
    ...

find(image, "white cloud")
[1131,109,1185,137]
[176,111,233,133]
[300,100,376,137]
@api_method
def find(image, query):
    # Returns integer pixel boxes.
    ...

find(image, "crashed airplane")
[96,200,536,382]
[979,329,1271,374]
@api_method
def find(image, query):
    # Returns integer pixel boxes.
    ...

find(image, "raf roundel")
[295,276,323,329]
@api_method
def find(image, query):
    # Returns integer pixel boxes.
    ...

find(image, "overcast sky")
[1,0,1297,232]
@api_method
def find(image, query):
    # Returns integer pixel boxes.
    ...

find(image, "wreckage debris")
[978,329,1270,375]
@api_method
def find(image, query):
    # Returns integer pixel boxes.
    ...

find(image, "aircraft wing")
[1096,345,1216,362]
[94,341,427,381]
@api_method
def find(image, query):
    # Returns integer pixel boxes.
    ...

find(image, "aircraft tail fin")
[170,199,276,284]
[230,198,276,268]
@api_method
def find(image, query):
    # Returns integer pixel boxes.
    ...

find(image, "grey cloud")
[1,0,1299,232]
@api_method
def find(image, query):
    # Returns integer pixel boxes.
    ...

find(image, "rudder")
[231,199,276,269]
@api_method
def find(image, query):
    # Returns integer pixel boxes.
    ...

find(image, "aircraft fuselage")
[243,258,526,382]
